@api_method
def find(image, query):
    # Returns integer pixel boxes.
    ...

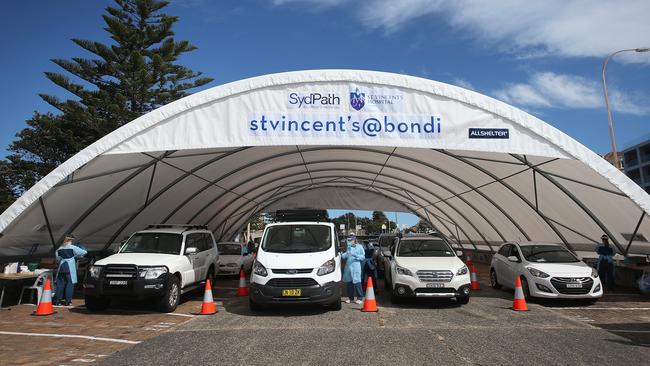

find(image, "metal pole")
[602,47,650,169]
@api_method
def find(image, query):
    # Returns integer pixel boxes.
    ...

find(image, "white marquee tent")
[1,70,649,261]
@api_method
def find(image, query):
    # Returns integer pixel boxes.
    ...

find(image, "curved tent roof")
[2,69,649,261]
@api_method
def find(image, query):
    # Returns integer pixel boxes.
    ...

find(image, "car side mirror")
[507,255,519,263]
[185,247,198,255]
[456,250,464,257]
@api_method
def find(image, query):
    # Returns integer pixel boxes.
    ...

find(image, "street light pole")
[601,47,650,169]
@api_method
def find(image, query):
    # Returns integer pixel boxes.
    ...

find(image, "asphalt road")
[98,282,650,366]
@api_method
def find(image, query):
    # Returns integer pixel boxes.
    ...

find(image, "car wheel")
[158,276,181,313]
[206,267,215,287]
[456,295,470,305]
[520,276,531,299]
[390,290,403,304]
[84,295,110,311]
[249,298,264,312]
[327,298,342,311]
[490,269,502,289]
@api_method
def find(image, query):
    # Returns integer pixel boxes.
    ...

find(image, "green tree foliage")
[331,211,397,235]
[0,161,16,211]
[4,0,213,200]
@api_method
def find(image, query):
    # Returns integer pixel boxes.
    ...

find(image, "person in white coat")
[54,234,87,306]
[342,233,365,304]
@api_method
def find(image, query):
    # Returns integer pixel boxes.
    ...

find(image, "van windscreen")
[262,225,331,253]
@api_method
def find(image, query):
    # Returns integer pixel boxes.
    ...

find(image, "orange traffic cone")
[470,264,481,290]
[465,255,473,266]
[361,277,378,312]
[32,277,55,316]
[195,279,217,315]
[512,276,529,311]
[236,268,249,297]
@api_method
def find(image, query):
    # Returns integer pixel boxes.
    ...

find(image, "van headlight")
[88,265,102,279]
[139,266,168,280]
[396,265,413,277]
[591,268,598,278]
[526,267,550,278]
[253,261,268,277]
[317,258,336,276]
[456,265,468,275]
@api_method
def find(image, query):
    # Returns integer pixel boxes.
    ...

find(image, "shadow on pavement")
[222,296,331,317]
[68,292,200,315]
[600,322,650,348]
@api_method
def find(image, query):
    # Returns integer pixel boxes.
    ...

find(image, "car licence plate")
[282,289,301,296]
[109,280,128,285]
[426,283,444,288]
[566,283,582,288]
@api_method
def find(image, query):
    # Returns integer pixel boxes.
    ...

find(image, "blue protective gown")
[342,243,366,284]
[55,243,87,284]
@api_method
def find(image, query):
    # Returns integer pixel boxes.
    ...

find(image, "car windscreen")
[397,239,454,257]
[218,244,241,255]
[520,245,579,263]
[120,233,182,255]
[262,225,331,253]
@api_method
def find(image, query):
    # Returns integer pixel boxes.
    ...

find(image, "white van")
[249,219,342,311]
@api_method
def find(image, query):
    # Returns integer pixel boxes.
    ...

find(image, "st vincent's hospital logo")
[350,87,403,111]
[350,88,366,111]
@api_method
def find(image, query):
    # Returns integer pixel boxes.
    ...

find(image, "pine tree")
[0,161,16,212]
[5,0,213,196]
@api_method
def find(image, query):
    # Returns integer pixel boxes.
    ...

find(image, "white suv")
[84,225,219,312]
[384,235,471,304]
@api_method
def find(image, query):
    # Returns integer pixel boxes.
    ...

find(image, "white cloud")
[273,0,650,62]
[452,78,476,91]
[493,72,649,115]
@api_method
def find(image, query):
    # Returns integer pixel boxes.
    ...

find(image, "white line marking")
[608,329,650,333]
[71,359,95,363]
[0,331,140,344]
[165,312,196,318]
[553,307,650,310]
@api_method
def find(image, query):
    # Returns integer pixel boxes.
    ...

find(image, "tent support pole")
[162,147,523,243]
[510,154,624,254]
[207,167,487,246]
[144,161,157,204]
[38,197,57,251]
[58,151,174,246]
[296,146,314,185]
[221,185,459,243]
[439,150,570,247]
[625,212,645,257]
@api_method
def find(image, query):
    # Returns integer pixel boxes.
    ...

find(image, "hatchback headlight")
[527,267,550,278]
[396,265,413,277]
[139,266,168,280]
[591,268,599,278]
[456,265,468,276]
[317,258,336,276]
[253,261,268,277]
[88,265,102,279]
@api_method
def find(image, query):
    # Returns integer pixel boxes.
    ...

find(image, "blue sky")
[2,0,649,227]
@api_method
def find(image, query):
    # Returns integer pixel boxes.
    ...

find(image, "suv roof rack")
[146,224,208,231]
[272,209,329,223]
